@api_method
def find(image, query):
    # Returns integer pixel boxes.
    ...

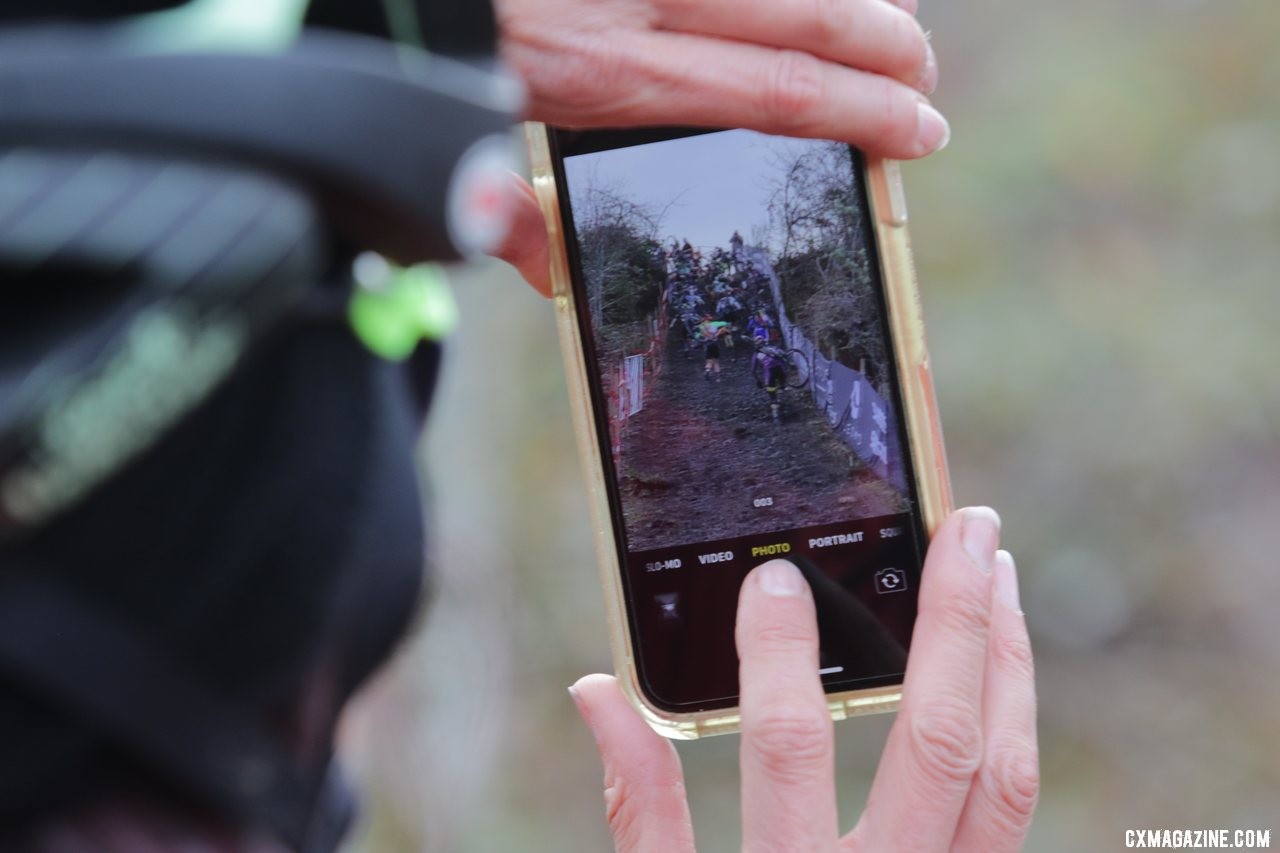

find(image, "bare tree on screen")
[570,172,677,360]
[762,142,887,381]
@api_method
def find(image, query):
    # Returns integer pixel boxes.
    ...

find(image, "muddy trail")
[617,333,904,552]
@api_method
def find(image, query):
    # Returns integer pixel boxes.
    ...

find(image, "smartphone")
[527,124,953,738]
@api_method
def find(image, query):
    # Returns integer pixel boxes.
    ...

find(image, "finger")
[570,674,696,853]
[490,171,553,297]
[844,507,1000,850]
[950,551,1039,853]
[621,31,948,159]
[737,560,839,852]
[652,0,935,94]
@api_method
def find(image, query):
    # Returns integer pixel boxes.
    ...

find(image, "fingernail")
[918,40,938,94]
[960,507,1001,573]
[916,102,951,153]
[757,560,806,597]
[994,550,1023,614]
[568,685,593,731]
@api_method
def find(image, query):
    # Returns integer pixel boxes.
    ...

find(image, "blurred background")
[341,0,1280,849]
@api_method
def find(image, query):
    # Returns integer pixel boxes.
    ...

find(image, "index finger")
[557,31,949,160]
[736,560,840,852]
[651,0,935,93]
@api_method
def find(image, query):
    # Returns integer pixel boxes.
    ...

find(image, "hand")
[490,0,948,290]
[492,170,554,297]
[568,507,1039,852]
[495,0,946,159]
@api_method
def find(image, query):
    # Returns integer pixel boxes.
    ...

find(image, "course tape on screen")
[745,247,906,493]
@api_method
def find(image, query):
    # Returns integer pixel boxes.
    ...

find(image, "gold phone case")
[526,122,953,739]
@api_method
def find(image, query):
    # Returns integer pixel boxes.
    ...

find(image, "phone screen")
[552,128,927,711]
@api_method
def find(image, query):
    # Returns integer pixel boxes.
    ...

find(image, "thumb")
[570,674,696,853]
[490,171,553,298]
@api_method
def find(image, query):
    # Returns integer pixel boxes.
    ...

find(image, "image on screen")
[563,130,911,555]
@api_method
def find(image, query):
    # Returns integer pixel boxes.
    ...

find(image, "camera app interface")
[558,129,926,709]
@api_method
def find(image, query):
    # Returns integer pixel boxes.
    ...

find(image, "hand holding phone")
[495,0,948,160]
[570,508,1038,852]
[491,0,950,291]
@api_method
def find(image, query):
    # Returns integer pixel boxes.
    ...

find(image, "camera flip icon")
[874,567,908,594]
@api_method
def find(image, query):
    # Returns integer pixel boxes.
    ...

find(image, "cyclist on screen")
[747,309,775,345]
[698,315,730,381]
[753,344,788,422]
